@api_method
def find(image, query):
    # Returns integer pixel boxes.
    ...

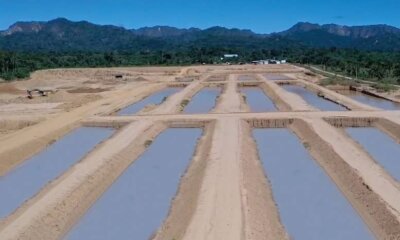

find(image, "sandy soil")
[183,118,244,240]
[1,64,400,240]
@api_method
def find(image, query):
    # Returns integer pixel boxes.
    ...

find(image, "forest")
[1,47,400,85]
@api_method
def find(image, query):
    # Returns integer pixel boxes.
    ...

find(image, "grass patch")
[371,82,398,92]
[319,76,357,87]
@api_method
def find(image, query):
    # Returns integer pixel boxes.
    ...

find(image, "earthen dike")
[0,64,400,239]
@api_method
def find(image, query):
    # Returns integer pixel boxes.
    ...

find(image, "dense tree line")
[1,48,400,84]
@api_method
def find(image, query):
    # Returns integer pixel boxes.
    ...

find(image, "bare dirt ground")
[0,64,400,239]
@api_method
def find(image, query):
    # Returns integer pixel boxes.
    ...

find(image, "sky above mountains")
[1,0,399,33]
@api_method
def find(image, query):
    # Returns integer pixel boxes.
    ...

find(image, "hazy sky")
[1,0,399,33]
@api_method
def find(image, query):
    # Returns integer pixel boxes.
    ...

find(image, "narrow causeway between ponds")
[339,90,400,110]
[183,87,221,114]
[0,127,114,219]
[346,127,400,182]
[240,87,277,112]
[118,87,181,115]
[65,128,202,240]
[253,128,373,240]
[282,85,348,111]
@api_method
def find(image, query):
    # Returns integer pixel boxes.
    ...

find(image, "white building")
[223,54,239,58]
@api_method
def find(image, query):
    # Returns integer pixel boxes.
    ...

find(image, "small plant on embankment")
[144,140,153,148]
[180,99,190,110]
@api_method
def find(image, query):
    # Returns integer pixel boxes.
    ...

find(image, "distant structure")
[252,59,287,65]
[223,54,239,58]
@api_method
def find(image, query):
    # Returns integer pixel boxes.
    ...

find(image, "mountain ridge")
[1,18,400,51]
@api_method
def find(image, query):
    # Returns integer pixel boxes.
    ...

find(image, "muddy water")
[184,87,220,114]
[118,88,181,115]
[264,73,292,80]
[66,128,202,240]
[240,87,277,112]
[346,127,400,181]
[339,90,400,110]
[282,85,347,111]
[253,129,372,240]
[0,127,114,219]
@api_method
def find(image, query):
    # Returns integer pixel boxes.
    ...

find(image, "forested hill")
[1,18,400,51]
[1,18,400,85]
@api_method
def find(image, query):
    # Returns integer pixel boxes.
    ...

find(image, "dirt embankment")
[256,74,316,111]
[325,117,400,143]
[154,121,215,239]
[241,121,288,239]
[213,75,248,113]
[182,119,244,240]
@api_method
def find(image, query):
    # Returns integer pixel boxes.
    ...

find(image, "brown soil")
[67,87,110,94]
[1,64,400,240]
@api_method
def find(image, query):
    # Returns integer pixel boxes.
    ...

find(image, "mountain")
[131,26,200,38]
[0,18,295,52]
[1,18,400,52]
[0,18,153,51]
[276,22,400,50]
[281,22,400,38]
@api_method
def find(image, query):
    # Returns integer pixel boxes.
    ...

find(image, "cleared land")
[0,64,400,239]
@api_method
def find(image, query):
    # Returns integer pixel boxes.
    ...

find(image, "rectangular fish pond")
[118,87,181,115]
[0,127,114,219]
[282,85,348,111]
[65,128,202,240]
[339,90,400,110]
[264,73,293,80]
[238,75,256,81]
[346,127,400,182]
[253,128,373,240]
[183,87,221,114]
[240,87,277,112]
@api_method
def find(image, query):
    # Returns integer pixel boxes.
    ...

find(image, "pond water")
[183,87,221,114]
[339,90,400,110]
[0,127,114,219]
[238,75,255,81]
[346,127,400,181]
[118,88,181,115]
[240,87,277,112]
[66,128,202,240]
[283,85,347,111]
[253,128,372,240]
[264,73,293,80]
